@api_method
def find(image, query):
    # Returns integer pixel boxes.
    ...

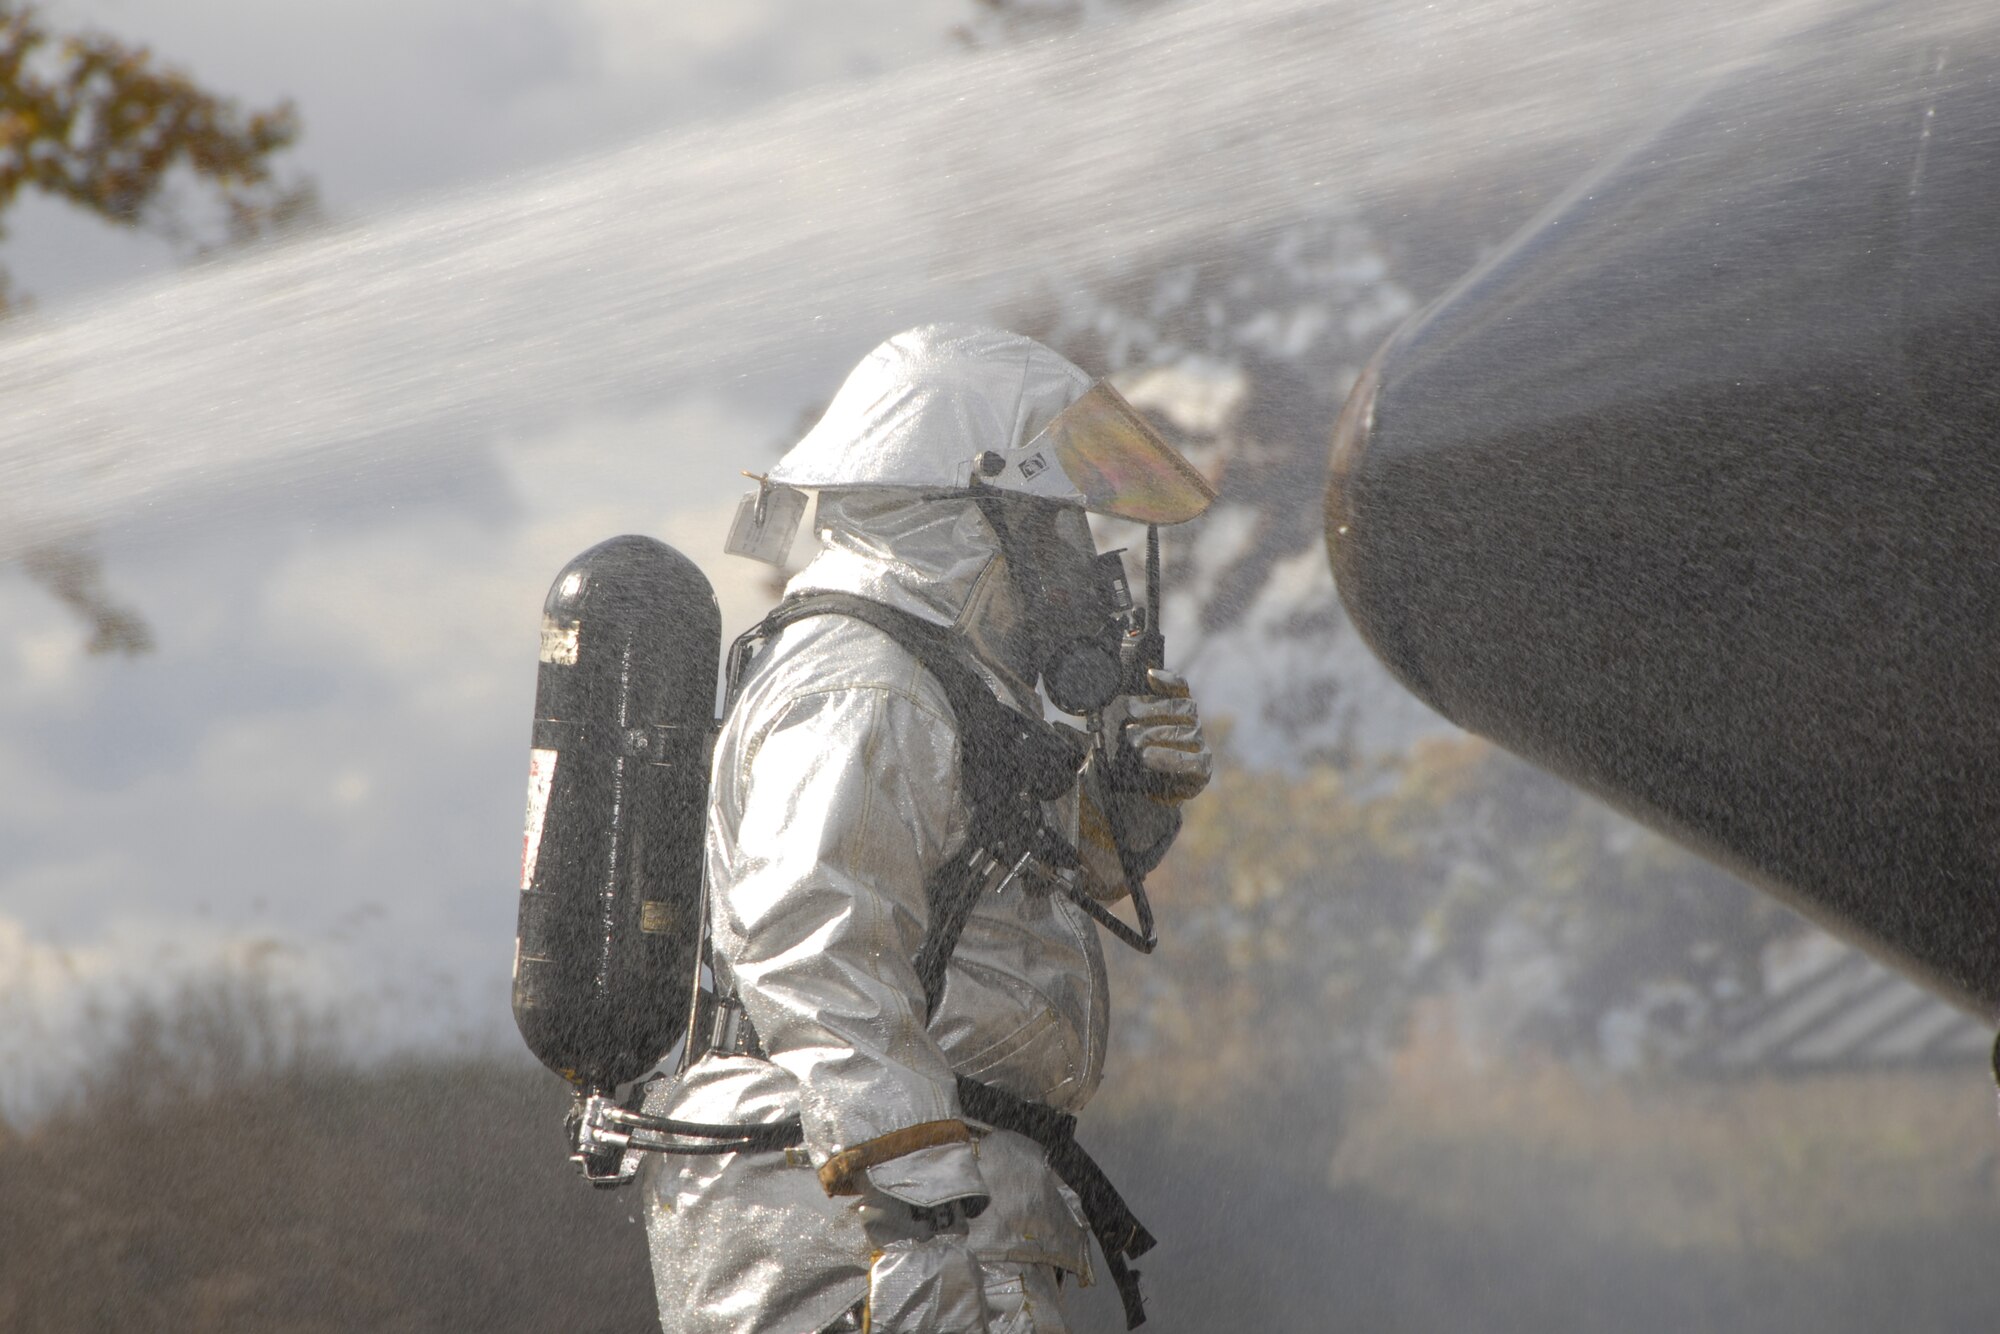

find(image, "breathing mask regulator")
[971,486,1136,717]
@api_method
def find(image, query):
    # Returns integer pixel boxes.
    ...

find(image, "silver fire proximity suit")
[641,326,1215,1334]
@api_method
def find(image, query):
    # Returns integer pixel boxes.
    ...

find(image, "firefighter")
[643,325,1214,1333]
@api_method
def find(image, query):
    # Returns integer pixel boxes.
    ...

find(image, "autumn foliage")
[0,2,314,310]
[0,2,316,652]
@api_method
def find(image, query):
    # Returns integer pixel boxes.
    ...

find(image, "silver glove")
[1104,668,1212,802]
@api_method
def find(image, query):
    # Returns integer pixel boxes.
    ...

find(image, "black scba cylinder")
[513,535,720,1092]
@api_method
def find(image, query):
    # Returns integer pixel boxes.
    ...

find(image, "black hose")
[611,1109,805,1149]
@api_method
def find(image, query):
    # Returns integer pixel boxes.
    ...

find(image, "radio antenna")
[1146,524,1161,633]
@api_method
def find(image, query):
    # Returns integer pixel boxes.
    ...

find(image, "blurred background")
[1,0,1995,1329]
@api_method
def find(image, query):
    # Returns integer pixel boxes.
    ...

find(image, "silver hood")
[766,323,1216,526]
[786,489,1041,708]
[771,324,1092,495]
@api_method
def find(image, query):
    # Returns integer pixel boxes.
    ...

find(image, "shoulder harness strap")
[729,592,1083,1016]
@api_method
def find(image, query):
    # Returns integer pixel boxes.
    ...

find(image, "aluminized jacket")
[643,490,1124,1334]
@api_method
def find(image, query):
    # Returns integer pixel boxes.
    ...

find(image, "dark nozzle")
[1323,5,2000,1019]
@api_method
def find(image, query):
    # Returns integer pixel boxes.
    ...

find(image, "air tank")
[1326,4,2000,1017]
[513,535,720,1092]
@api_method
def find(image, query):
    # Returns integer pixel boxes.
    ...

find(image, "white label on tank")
[539,617,580,666]
[521,747,558,889]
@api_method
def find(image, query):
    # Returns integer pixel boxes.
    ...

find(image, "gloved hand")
[865,1236,992,1333]
[1104,668,1212,803]
[853,1166,991,1331]
[856,1188,989,1235]
[1074,670,1210,898]
[862,1141,990,1233]
[855,1147,989,1253]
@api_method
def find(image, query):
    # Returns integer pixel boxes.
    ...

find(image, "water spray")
[0,0,1843,557]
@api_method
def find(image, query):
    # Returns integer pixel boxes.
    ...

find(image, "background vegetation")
[5,754,1995,1333]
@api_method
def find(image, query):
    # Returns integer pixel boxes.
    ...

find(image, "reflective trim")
[818,1120,974,1196]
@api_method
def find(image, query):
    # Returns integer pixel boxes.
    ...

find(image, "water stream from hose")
[0,0,1866,557]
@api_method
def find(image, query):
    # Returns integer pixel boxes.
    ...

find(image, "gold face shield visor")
[1016,381,1218,524]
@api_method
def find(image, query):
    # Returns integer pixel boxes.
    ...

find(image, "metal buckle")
[708,995,762,1057]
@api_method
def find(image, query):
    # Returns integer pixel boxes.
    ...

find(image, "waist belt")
[689,1010,1157,1330]
[954,1076,1155,1330]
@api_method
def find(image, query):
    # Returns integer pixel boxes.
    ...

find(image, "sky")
[9,0,965,303]
[0,0,978,1098]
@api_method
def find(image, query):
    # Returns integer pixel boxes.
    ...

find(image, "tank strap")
[733,591,1081,806]
[954,1076,1155,1330]
[732,592,1085,1018]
